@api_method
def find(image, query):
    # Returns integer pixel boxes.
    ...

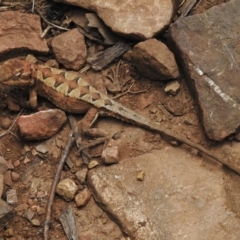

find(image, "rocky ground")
[1,0,240,239]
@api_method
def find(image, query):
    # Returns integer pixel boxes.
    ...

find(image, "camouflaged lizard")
[0,58,224,165]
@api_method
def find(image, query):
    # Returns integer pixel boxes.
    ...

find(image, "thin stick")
[43,133,74,240]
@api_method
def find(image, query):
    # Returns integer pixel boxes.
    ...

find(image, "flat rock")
[56,178,78,201]
[73,198,124,239]
[88,148,240,240]
[16,109,67,140]
[53,0,175,40]
[0,11,49,58]
[131,39,180,80]
[51,28,87,70]
[169,0,240,141]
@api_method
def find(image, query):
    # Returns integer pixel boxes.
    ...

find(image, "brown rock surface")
[53,0,175,40]
[75,188,92,207]
[0,11,49,57]
[169,0,240,141]
[16,109,67,140]
[131,39,180,80]
[88,149,240,240]
[51,28,87,70]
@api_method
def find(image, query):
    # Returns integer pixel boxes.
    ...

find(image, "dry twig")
[35,7,69,31]
[113,82,151,99]
[0,108,24,140]
[43,133,74,240]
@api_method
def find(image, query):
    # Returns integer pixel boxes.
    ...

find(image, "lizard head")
[0,58,34,87]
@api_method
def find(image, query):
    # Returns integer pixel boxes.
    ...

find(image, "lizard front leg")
[24,86,38,109]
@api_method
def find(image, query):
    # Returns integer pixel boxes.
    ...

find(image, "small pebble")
[24,209,35,220]
[56,178,78,201]
[164,80,180,96]
[137,171,145,181]
[6,189,18,205]
[75,168,88,184]
[35,144,48,154]
[13,160,20,167]
[1,117,12,130]
[31,218,41,226]
[88,160,99,169]
[11,171,20,182]
[23,156,31,164]
[75,188,91,207]
[7,160,14,170]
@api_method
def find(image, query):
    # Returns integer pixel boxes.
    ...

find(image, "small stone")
[137,171,145,181]
[31,218,41,226]
[6,189,18,205]
[3,228,14,238]
[11,171,20,182]
[24,145,31,152]
[164,81,180,96]
[35,144,48,154]
[23,156,31,164]
[0,117,12,130]
[4,170,13,187]
[7,160,14,170]
[88,160,99,169]
[13,160,20,167]
[75,168,88,184]
[56,178,78,201]
[37,207,46,215]
[75,188,91,207]
[102,146,119,165]
[24,209,35,220]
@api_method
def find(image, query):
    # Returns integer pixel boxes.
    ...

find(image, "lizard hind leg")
[78,107,109,138]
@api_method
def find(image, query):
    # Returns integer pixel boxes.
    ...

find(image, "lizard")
[0,58,227,167]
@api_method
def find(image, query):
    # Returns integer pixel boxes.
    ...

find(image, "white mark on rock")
[193,65,238,109]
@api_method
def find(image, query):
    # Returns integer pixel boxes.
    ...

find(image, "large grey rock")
[88,148,240,240]
[169,0,240,141]
[53,0,175,40]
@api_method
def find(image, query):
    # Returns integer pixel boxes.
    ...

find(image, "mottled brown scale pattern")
[91,92,101,101]
[104,99,113,106]
[0,58,228,168]
[79,85,90,97]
